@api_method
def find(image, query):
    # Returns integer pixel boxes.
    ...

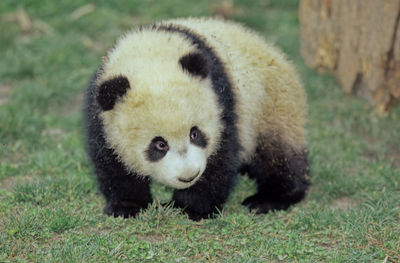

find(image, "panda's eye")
[190,129,198,140]
[146,137,169,162]
[155,141,168,151]
[189,126,207,148]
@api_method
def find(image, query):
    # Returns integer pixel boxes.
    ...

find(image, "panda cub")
[84,17,310,220]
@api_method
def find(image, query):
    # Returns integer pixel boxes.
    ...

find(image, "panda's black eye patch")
[146,137,169,162]
[190,126,207,148]
[179,53,208,78]
[97,75,130,111]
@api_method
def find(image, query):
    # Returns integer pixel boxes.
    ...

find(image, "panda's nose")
[178,170,200,183]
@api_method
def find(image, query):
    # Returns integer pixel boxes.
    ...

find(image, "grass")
[0,0,399,262]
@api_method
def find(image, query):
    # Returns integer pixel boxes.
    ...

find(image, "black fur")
[97,76,130,111]
[85,72,152,218]
[179,53,209,78]
[241,138,310,214]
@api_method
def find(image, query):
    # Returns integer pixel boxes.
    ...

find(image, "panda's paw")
[242,194,290,214]
[171,202,216,221]
[184,208,216,221]
[104,201,143,218]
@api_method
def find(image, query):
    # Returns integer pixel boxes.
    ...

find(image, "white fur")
[148,143,207,189]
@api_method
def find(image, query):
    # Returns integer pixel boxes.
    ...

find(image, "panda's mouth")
[178,170,200,183]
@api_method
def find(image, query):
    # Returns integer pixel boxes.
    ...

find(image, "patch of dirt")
[387,146,400,169]
[362,144,400,169]
[213,0,235,18]
[0,84,13,105]
[358,131,400,169]
[362,149,378,162]
[60,92,84,117]
[330,196,357,211]
[41,128,67,138]
[0,175,34,190]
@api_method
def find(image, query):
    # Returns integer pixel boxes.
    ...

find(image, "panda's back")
[164,17,307,161]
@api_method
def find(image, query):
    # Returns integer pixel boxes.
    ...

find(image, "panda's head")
[96,30,223,189]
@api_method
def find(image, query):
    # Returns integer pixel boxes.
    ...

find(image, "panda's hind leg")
[242,136,310,214]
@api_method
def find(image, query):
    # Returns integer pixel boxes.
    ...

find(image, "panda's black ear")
[97,76,130,111]
[179,53,208,78]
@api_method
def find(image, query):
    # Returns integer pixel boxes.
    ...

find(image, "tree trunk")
[299,0,400,111]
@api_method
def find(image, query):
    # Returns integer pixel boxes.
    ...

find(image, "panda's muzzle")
[178,170,200,183]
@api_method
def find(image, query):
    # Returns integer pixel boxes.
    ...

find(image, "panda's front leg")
[93,149,153,218]
[171,155,238,221]
[100,171,153,218]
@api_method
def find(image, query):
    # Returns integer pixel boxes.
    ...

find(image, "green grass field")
[1,0,399,262]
